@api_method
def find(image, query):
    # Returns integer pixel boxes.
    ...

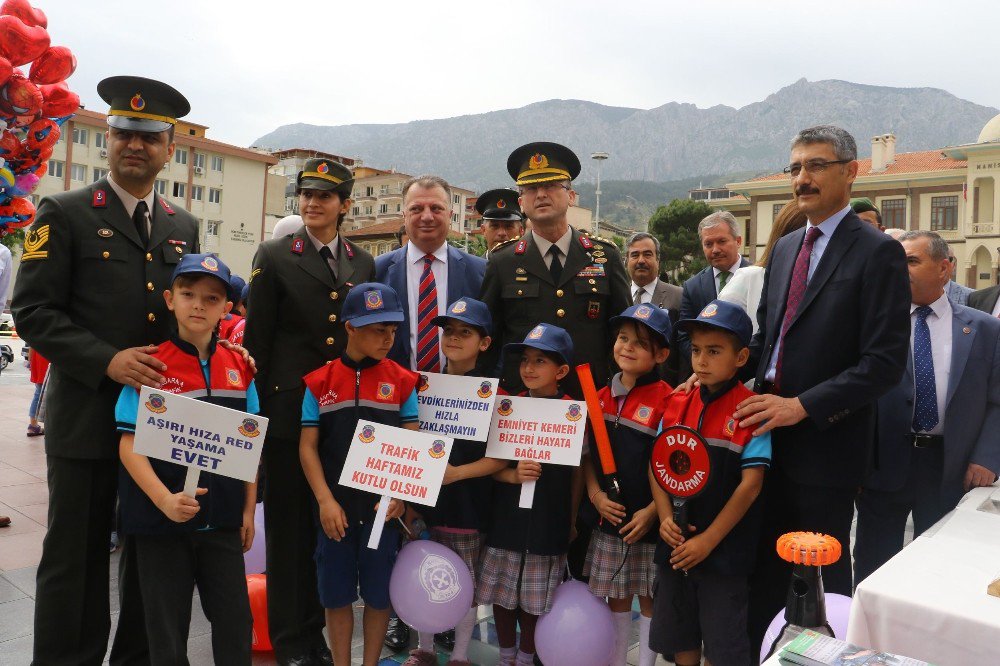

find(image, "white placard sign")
[484,395,587,508]
[416,372,499,442]
[338,420,453,548]
[134,385,267,496]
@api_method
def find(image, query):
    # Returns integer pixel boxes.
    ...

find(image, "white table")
[847,485,1000,665]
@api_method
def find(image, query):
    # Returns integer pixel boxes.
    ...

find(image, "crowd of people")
[6,75,1000,666]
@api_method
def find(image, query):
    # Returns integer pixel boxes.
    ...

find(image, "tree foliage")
[648,198,714,283]
[1,228,24,251]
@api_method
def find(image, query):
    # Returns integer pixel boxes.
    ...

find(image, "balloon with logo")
[0,0,76,238]
[535,579,615,666]
[389,539,474,633]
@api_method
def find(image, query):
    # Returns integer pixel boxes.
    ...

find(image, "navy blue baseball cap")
[240,283,250,305]
[609,303,673,347]
[676,299,752,348]
[170,253,231,291]
[228,274,247,303]
[341,282,405,327]
[503,323,574,365]
[432,297,493,335]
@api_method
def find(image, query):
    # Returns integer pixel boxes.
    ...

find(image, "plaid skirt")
[475,546,566,615]
[430,528,484,586]
[583,530,657,599]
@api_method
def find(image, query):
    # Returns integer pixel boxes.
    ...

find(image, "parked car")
[0,311,12,332]
[21,342,30,364]
[0,343,12,370]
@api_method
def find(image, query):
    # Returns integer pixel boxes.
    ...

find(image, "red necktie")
[774,227,822,386]
[416,254,441,372]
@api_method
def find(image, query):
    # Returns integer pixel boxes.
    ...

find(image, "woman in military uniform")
[244,158,375,665]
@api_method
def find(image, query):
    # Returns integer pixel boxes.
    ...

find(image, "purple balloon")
[243,502,266,575]
[389,539,474,633]
[536,580,615,666]
[759,592,853,664]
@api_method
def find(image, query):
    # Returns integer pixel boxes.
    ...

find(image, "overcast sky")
[39,0,1000,147]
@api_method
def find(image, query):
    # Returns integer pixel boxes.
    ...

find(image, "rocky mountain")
[253,79,998,191]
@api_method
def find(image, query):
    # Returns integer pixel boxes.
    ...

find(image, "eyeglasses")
[520,182,571,195]
[782,159,852,177]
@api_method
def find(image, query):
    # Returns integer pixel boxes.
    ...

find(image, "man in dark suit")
[677,211,750,380]
[375,175,486,371]
[12,77,199,665]
[732,125,911,649]
[854,230,1000,585]
[625,231,683,383]
[968,282,1000,315]
[246,158,374,665]
[479,142,631,397]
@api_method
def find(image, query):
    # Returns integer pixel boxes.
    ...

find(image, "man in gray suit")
[625,232,682,383]
[854,230,1000,585]
[945,245,973,305]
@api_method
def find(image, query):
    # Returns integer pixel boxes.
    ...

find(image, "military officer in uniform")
[244,158,375,666]
[476,187,524,256]
[12,76,199,665]
[480,142,630,398]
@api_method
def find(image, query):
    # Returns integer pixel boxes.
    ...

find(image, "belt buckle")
[912,434,933,449]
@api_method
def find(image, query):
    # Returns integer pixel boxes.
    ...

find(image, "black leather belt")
[908,433,944,449]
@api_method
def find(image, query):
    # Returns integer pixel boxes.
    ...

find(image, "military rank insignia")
[515,240,527,255]
[343,240,354,259]
[159,198,175,215]
[579,235,593,250]
[291,238,304,255]
[92,190,107,208]
[22,224,49,261]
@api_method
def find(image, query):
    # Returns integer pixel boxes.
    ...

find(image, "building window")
[191,185,204,201]
[206,219,221,237]
[154,179,167,195]
[175,149,188,165]
[95,132,106,149]
[211,156,224,172]
[930,196,958,231]
[193,153,205,170]
[881,199,906,229]
[92,167,109,183]
[380,184,389,195]
[772,203,784,219]
[365,186,374,197]
[173,182,186,198]
[396,203,401,213]
[209,188,222,204]
[72,128,88,145]
[453,194,460,204]
[379,203,388,214]
[69,164,86,181]
[48,159,64,177]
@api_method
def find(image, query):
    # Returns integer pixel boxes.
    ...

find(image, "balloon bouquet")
[0,0,78,239]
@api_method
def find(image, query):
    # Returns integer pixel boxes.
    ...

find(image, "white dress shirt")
[991,294,1000,318]
[532,228,573,270]
[631,278,660,305]
[910,292,951,435]
[718,265,765,335]
[406,242,449,371]
[107,174,155,237]
[765,204,851,382]
[305,228,339,275]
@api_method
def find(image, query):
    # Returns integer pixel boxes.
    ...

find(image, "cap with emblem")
[850,197,878,215]
[228,274,247,304]
[503,323,574,365]
[98,76,191,133]
[432,297,492,335]
[475,188,523,222]
[170,253,231,290]
[610,304,673,347]
[297,158,354,198]
[341,282,404,327]
[507,142,581,186]
[675,299,752,348]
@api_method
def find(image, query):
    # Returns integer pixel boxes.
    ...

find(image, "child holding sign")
[649,300,771,666]
[583,304,673,666]
[115,254,258,664]
[404,297,507,666]
[477,324,581,666]
[298,282,419,666]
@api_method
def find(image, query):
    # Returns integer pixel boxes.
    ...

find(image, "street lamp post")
[591,151,609,236]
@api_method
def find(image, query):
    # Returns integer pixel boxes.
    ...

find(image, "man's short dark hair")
[395,225,406,246]
[791,125,858,161]
[626,232,660,257]
[402,175,452,204]
[899,230,950,262]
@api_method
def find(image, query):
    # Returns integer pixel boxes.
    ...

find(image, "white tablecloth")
[846,486,1000,665]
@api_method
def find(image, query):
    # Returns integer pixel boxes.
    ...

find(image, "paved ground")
[0,342,666,665]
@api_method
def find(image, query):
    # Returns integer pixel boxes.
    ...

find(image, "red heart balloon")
[0,56,11,87]
[0,0,46,29]
[39,81,77,117]
[0,14,48,66]
[29,45,74,84]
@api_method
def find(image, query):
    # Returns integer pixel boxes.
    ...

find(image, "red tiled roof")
[749,150,966,182]
[343,219,464,240]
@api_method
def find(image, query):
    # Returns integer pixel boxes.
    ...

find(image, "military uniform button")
[175,247,183,254]
[328,314,337,322]
[147,313,156,322]
[146,253,152,262]
[588,279,596,285]
[556,289,564,297]
[146,282,154,291]
[102,251,110,259]
[556,309,565,317]
[326,337,334,345]
[330,291,338,300]
[591,287,598,293]
[517,289,523,296]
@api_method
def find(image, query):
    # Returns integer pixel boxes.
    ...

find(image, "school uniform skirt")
[475,546,566,615]
[431,527,484,586]
[583,529,657,599]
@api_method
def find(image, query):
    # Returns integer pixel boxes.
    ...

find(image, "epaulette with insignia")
[92,190,107,208]
[489,235,520,253]
[343,239,354,259]
[159,198,175,215]
[514,239,527,255]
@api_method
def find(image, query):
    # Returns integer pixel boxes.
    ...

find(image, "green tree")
[448,234,488,257]
[648,198,713,283]
[1,228,24,251]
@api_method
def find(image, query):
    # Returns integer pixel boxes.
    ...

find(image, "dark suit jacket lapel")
[523,232,554,285]
[789,216,860,330]
[335,237,355,288]
[294,230,335,289]
[446,246,464,300]
[947,308,975,408]
[766,228,801,342]
[98,181,143,249]
[148,195,179,251]
[560,229,591,286]
[387,248,410,353]
[700,268,716,301]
